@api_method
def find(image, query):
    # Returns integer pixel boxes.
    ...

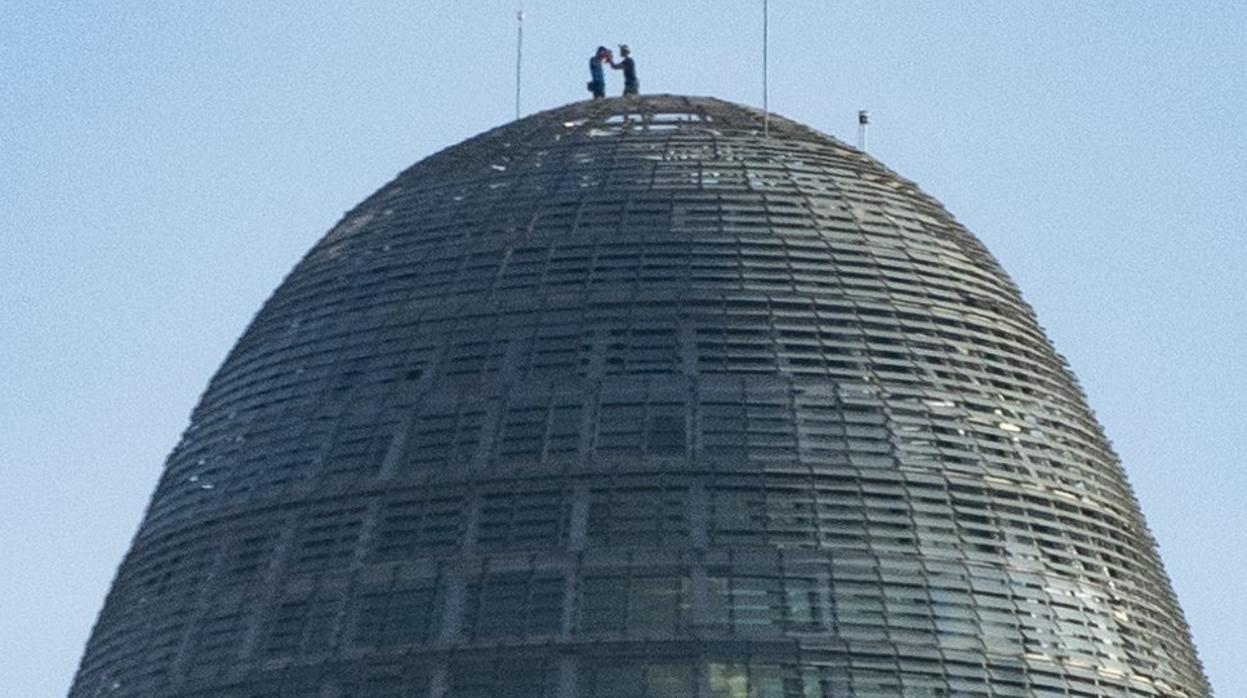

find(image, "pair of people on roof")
[588,44,638,99]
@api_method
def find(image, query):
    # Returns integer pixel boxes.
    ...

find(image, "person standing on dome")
[587,46,610,100]
[610,44,639,96]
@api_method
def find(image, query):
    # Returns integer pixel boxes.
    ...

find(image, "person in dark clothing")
[611,44,639,96]
[587,46,609,100]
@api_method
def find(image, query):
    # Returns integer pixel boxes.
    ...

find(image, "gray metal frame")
[71,95,1209,697]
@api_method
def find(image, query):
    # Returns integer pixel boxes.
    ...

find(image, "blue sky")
[2,1,1243,695]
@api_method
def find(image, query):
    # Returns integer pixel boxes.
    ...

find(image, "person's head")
[618,44,631,57]
[595,46,609,60]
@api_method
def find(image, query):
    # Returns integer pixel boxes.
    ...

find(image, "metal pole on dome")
[858,110,870,151]
[763,0,770,137]
[515,5,524,120]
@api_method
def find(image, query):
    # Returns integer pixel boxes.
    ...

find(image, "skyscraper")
[71,96,1209,697]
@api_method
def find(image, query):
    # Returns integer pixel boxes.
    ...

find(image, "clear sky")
[2,1,1243,695]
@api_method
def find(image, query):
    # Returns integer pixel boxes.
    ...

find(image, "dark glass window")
[450,659,556,698]
[372,495,464,560]
[586,486,689,547]
[187,604,249,679]
[579,574,689,636]
[705,575,822,634]
[498,406,546,462]
[702,399,747,458]
[462,572,564,639]
[547,403,583,457]
[707,663,821,698]
[354,587,436,647]
[598,402,645,455]
[647,411,686,456]
[709,484,820,548]
[582,663,696,698]
[338,669,427,698]
[476,490,570,552]
[322,417,394,475]
[264,596,336,656]
[406,402,486,471]
[223,527,280,581]
[288,505,365,573]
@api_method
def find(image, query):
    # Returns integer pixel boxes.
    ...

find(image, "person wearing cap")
[587,46,610,100]
[610,44,639,96]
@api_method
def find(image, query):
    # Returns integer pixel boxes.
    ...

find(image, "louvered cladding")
[71,96,1209,697]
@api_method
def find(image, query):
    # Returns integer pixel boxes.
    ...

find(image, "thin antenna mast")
[762,0,770,136]
[858,110,869,150]
[515,5,524,120]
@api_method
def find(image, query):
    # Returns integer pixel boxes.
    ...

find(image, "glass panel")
[631,576,686,634]
[707,663,750,698]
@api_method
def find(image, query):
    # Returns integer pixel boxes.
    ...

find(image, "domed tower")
[71,96,1209,697]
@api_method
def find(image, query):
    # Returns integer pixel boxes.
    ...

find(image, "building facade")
[71,96,1209,697]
